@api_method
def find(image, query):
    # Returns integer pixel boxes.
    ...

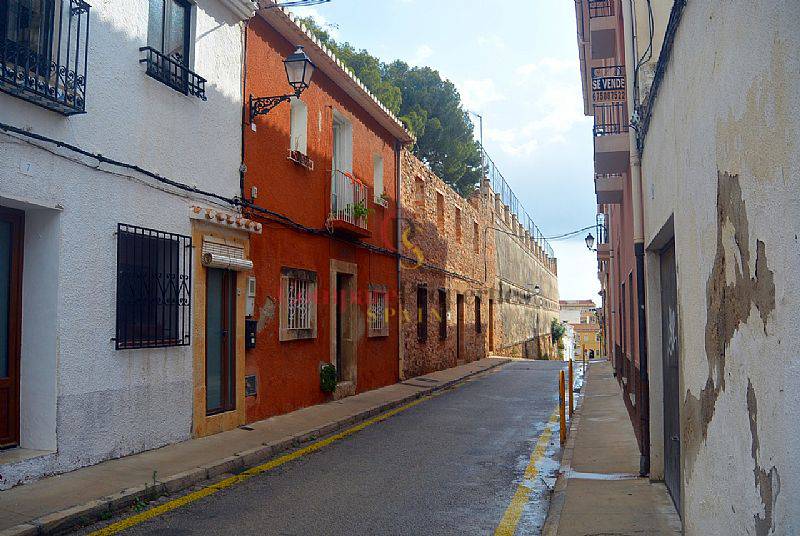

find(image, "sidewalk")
[543,359,682,535]
[0,357,509,536]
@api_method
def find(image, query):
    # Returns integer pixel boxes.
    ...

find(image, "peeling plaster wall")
[641,1,800,533]
[0,0,245,488]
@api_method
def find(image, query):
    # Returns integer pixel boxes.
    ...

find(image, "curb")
[541,365,586,536]
[3,359,509,536]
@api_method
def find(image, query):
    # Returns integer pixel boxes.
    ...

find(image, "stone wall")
[399,150,560,377]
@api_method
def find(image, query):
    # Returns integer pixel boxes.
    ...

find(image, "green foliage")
[352,201,369,219]
[320,363,337,393]
[551,318,566,344]
[298,17,483,196]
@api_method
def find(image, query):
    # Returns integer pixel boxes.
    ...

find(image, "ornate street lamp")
[250,46,316,121]
[585,233,595,251]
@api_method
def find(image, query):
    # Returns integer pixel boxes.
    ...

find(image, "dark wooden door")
[488,299,494,351]
[206,268,236,415]
[456,294,464,361]
[0,207,23,448]
[659,240,681,514]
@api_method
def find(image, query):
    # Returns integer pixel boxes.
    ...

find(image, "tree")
[551,318,566,344]
[297,17,483,196]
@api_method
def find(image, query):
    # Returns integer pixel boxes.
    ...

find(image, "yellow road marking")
[494,408,560,536]
[89,395,433,536]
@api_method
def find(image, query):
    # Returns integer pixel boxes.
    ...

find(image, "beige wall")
[640,1,799,533]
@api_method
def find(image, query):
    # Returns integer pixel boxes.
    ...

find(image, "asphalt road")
[95,360,566,536]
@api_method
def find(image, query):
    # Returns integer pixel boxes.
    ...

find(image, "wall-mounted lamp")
[585,233,596,251]
[249,46,316,122]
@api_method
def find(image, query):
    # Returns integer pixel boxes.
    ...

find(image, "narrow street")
[80,361,566,536]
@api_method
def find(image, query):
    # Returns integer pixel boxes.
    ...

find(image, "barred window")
[115,224,192,350]
[368,284,388,337]
[475,296,482,333]
[280,268,317,341]
[438,288,447,339]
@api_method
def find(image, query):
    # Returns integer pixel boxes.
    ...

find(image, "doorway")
[456,294,464,362]
[206,268,236,415]
[488,299,494,351]
[334,271,355,384]
[659,240,681,514]
[0,207,23,448]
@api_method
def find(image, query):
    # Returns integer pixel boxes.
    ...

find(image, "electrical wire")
[260,0,331,9]
[0,120,481,286]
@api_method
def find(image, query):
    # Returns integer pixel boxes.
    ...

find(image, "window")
[475,296,482,333]
[332,111,353,174]
[373,154,384,202]
[115,224,192,350]
[280,268,317,341]
[368,284,388,337]
[0,0,90,114]
[438,289,447,339]
[436,192,445,230]
[414,178,426,209]
[416,285,428,341]
[473,222,480,253]
[147,0,190,65]
[455,207,462,242]
[290,97,308,154]
[142,0,206,99]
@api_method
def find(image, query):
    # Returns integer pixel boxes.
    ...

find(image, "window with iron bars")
[368,285,388,337]
[280,267,317,341]
[115,224,192,350]
[0,0,91,115]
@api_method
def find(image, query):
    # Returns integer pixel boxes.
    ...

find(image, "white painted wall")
[0,0,250,488]
[641,1,800,533]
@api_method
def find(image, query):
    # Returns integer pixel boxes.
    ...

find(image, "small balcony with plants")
[0,0,91,115]
[329,170,370,238]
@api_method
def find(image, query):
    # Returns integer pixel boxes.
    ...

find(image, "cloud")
[551,240,602,301]
[478,57,589,157]
[412,44,433,65]
[457,78,506,111]
[289,6,340,40]
[477,34,506,49]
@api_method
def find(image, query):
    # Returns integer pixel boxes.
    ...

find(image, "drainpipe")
[239,20,249,203]
[395,142,404,381]
[622,0,650,477]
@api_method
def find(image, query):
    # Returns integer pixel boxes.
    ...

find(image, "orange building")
[240,8,413,424]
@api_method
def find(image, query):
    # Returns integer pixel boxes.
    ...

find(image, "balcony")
[595,173,624,204]
[139,47,206,100]
[330,170,370,238]
[588,0,614,18]
[593,103,630,174]
[588,0,617,59]
[596,214,611,260]
[0,0,91,115]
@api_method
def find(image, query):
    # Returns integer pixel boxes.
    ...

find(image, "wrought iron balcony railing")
[139,46,206,100]
[0,0,91,115]
[596,213,609,244]
[330,170,369,231]
[593,103,629,136]
[588,0,614,18]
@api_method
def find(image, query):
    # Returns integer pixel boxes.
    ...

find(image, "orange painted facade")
[241,15,410,422]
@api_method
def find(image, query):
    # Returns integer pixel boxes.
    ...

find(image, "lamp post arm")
[249,92,300,122]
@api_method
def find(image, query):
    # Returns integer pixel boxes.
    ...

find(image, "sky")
[289,0,601,302]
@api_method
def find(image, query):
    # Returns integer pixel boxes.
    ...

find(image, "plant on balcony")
[352,201,370,220]
[320,363,337,393]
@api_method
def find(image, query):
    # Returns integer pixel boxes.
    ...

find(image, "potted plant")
[320,363,337,394]
[352,201,369,220]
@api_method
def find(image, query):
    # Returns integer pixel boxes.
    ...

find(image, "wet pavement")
[83,360,567,536]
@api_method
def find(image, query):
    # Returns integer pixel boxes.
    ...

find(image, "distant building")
[560,301,601,360]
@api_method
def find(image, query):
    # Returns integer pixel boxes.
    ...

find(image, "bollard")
[568,359,574,417]
[559,370,566,445]
[583,354,586,375]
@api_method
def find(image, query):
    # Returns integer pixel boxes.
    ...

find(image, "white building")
[0,0,256,489]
